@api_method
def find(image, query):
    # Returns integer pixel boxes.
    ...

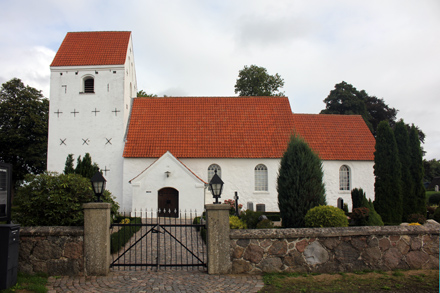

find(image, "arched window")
[208,164,221,184]
[255,164,268,191]
[84,77,94,93]
[339,165,350,191]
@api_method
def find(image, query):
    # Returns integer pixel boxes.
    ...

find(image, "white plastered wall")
[123,157,375,214]
[47,35,137,205]
[322,160,375,212]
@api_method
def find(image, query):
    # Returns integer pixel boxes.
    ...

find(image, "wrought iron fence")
[110,209,206,271]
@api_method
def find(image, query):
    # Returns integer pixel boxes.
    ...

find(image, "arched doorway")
[158,188,179,217]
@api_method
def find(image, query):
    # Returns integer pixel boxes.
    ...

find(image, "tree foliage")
[74,153,99,179]
[373,121,402,224]
[409,125,426,216]
[0,78,49,188]
[13,172,119,226]
[137,90,157,97]
[277,135,326,228]
[424,158,440,183]
[320,81,425,143]
[394,120,414,221]
[234,65,285,96]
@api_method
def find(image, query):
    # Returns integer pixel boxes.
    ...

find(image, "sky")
[1,0,439,159]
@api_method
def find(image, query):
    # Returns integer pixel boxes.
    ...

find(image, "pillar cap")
[83,202,111,209]
[205,203,230,210]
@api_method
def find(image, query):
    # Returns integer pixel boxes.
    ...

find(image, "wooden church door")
[158,188,179,217]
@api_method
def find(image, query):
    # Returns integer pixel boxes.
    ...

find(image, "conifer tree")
[374,121,402,224]
[277,135,326,228]
[71,153,100,179]
[409,125,426,216]
[394,120,414,221]
[63,154,75,174]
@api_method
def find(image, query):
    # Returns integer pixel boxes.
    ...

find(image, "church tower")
[47,31,137,206]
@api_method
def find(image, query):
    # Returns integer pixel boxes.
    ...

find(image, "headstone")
[435,185,439,192]
[256,204,265,212]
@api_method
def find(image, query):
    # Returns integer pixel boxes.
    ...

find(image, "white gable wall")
[129,152,206,216]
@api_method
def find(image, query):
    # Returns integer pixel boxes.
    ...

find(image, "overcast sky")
[1,0,439,159]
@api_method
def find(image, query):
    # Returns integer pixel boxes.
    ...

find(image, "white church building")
[47,31,376,215]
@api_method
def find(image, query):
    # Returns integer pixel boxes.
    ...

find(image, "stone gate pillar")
[83,202,111,276]
[205,204,231,274]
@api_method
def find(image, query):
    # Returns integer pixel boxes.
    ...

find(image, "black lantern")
[209,170,224,204]
[90,171,106,202]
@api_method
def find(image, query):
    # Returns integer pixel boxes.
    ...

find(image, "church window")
[339,165,350,191]
[255,164,268,191]
[208,164,221,187]
[84,77,94,93]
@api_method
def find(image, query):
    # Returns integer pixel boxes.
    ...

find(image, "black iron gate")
[110,209,206,271]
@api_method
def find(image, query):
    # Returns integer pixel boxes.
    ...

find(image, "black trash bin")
[0,224,20,290]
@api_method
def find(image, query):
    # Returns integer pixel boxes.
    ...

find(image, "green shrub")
[229,216,247,229]
[352,207,370,226]
[305,205,348,228]
[13,172,119,226]
[362,199,384,226]
[110,217,141,254]
[256,219,274,229]
[407,213,426,224]
[351,188,364,210]
[264,212,281,222]
[433,206,440,223]
[240,210,263,229]
[428,193,440,205]
[343,203,349,215]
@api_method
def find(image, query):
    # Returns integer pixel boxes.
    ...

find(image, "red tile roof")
[123,97,375,161]
[51,31,131,67]
[124,97,295,159]
[291,114,375,161]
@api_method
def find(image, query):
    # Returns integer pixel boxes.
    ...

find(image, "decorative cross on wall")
[82,138,89,145]
[54,109,63,117]
[92,108,100,116]
[112,108,121,116]
[102,166,110,176]
[71,109,79,117]
[105,138,112,145]
[60,138,67,145]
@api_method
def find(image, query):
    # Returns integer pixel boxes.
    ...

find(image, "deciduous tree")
[235,65,284,96]
[277,135,326,228]
[0,78,49,189]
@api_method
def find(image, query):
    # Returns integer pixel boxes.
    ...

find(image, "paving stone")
[47,271,264,292]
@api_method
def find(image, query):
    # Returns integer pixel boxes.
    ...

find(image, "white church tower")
[47,31,137,205]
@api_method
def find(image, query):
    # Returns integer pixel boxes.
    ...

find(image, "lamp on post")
[209,170,224,204]
[90,171,106,202]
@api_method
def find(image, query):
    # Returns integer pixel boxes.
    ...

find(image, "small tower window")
[84,77,94,93]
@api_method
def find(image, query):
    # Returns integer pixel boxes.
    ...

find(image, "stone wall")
[19,226,84,276]
[230,221,439,274]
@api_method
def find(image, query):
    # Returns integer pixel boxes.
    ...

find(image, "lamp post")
[209,170,224,204]
[90,171,106,202]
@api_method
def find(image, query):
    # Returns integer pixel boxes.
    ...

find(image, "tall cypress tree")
[63,154,75,174]
[277,135,326,228]
[409,125,426,216]
[394,120,413,221]
[374,121,402,224]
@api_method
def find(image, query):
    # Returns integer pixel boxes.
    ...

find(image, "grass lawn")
[0,272,48,293]
[260,269,439,292]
